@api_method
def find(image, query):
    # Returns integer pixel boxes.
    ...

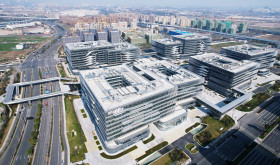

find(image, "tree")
[28,138,36,146]
[26,147,33,155]
[31,131,38,140]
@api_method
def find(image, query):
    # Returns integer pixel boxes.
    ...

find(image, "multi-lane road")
[0,22,68,165]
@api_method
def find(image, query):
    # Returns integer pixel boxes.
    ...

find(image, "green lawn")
[211,42,243,51]
[195,115,235,147]
[269,82,280,92]
[185,143,198,154]
[0,43,18,51]
[151,149,189,165]
[0,36,49,43]
[236,93,271,112]
[65,95,87,163]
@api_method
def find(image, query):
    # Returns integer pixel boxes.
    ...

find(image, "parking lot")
[255,99,280,126]
[216,131,253,161]
[239,145,280,165]
[263,124,280,154]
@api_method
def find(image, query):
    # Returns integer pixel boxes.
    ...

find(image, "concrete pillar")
[16,85,19,97]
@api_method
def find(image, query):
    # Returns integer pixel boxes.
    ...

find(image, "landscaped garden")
[185,143,198,154]
[195,115,235,147]
[151,149,189,165]
[236,92,270,112]
[136,141,168,162]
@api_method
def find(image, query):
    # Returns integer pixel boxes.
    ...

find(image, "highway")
[0,69,31,165]
[0,22,69,165]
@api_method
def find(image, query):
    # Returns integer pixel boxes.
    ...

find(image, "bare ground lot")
[0,36,50,63]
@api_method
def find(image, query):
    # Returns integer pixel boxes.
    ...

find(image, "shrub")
[100,146,138,159]
[143,134,155,144]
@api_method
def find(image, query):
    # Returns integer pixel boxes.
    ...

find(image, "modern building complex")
[151,39,181,59]
[131,58,204,107]
[220,44,277,69]
[80,65,177,153]
[151,34,211,59]
[80,57,204,153]
[64,41,140,71]
[188,53,260,96]
[172,34,211,58]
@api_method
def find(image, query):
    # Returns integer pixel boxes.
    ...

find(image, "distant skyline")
[2,0,280,8]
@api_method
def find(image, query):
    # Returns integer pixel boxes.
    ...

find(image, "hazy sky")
[11,0,280,8]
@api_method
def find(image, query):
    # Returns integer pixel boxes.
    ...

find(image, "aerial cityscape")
[0,0,280,165]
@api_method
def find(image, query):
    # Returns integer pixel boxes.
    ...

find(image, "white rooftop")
[172,34,210,40]
[79,64,175,113]
[112,42,139,50]
[65,40,113,50]
[191,53,260,73]
[133,58,203,85]
[152,38,181,45]
[222,44,276,56]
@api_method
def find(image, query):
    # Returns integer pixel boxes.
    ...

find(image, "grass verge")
[231,142,257,165]
[143,134,155,144]
[151,149,189,165]
[185,143,198,154]
[259,117,280,139]
[195,115,235,147]
[0,104,18,148]
[236,93,270,112]
[269,82,280,92]
[100,145,137,159]
[65,95,87,163]
[57,64,67,78]
[136,141,168,162]
[185,123,200,133]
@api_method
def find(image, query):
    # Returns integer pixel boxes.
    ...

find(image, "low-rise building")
[172,34,211,59]
[220,44,277,69]
[64,41,140,71]
[188,53,260,96]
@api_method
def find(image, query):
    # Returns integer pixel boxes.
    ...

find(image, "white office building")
[80,65,177,153]
[64,41,140,71]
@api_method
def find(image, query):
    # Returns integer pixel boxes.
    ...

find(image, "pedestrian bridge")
[3,91,80,105]
[4,77,75,105]
[14,77,73,86]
